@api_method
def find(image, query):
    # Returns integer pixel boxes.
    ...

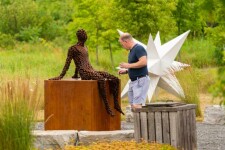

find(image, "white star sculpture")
[118,30,190,103]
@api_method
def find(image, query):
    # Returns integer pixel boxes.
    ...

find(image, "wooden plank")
[177,111,183,149]
[133,104,197,112]
[140,112,148,141]
[183,110,188,150]
[169,112,177,148]
[148,112,155,142]
[191,109,197,150]
[162,112,170,144]
[186,110,191,150]
[189,109,193,150]
[155,112,162,143]
[134,112,141,142]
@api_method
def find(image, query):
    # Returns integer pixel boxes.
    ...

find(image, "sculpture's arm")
[49,48,73,80]
[72,68,79,79]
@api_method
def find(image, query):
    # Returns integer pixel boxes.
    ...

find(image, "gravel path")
[196,123,225,150]
[35,122,225,150]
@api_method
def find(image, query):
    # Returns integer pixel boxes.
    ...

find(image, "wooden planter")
[44,79,121,131]
[133,103,197,150]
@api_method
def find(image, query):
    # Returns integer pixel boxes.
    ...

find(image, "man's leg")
[132,76,150,109]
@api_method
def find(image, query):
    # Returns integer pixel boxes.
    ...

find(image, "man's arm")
[120,56,147,69]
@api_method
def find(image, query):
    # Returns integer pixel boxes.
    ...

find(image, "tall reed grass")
[0,77,41,150]
[177,67,202,117]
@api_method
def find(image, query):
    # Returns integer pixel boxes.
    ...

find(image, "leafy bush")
[0,32,15,48]
[16,26,41,42]
[0,0,39,35]
[210,67,225,105]
[214,46,224,66]
[65,141,176,150]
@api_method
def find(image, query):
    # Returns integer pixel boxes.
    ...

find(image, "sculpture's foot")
[107,109,115,117]
[110,112,115,117]
[71,75,79,79]
[114,106,125,115]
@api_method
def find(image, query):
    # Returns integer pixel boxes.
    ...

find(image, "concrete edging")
[33,130,134,149]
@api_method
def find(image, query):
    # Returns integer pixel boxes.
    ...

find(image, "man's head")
[76,29,87,42]
[119,33,135,50]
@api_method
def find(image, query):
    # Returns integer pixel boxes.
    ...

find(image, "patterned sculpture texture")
[49,29,124,116]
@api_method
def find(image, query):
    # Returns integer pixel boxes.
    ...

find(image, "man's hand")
[120,56,147,69]
[118,69,128,75]
[119,62,130,69]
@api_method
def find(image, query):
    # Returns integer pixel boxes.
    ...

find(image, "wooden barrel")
[133,103,197,150]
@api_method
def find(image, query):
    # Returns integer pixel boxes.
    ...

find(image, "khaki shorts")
[128,76,150,105]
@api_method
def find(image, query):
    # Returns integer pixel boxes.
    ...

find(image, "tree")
[173,0,203,38]
[0,0,40,35]
[116,0,177,42]
[207,0,225,104]
[67,0,107,65]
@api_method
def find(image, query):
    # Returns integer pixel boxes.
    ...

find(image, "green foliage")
[0,0,40,35]
[16,26,41,42]
[210,67,225,105]
[116,0,177,42]
[214,46,224,66]
[173,0,204,37]
[205,0,225,102]
[0,32,15,48]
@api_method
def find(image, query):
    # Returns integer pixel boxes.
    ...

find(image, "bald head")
[120,33,133,41]
[119,33,136,50]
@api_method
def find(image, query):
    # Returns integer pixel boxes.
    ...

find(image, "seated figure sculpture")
[49,29,124,116]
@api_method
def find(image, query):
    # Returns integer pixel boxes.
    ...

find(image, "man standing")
[118,33,150,109]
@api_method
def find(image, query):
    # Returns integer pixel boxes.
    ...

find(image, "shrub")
[0,32,15,48]
[0,78,40,150]
[0,99,34,150]
[210,67,225,105]
[214,46,224,66]
[16,26,41,42]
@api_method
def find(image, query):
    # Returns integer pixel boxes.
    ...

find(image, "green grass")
[0,100,34,150]
[179,38,216,68]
